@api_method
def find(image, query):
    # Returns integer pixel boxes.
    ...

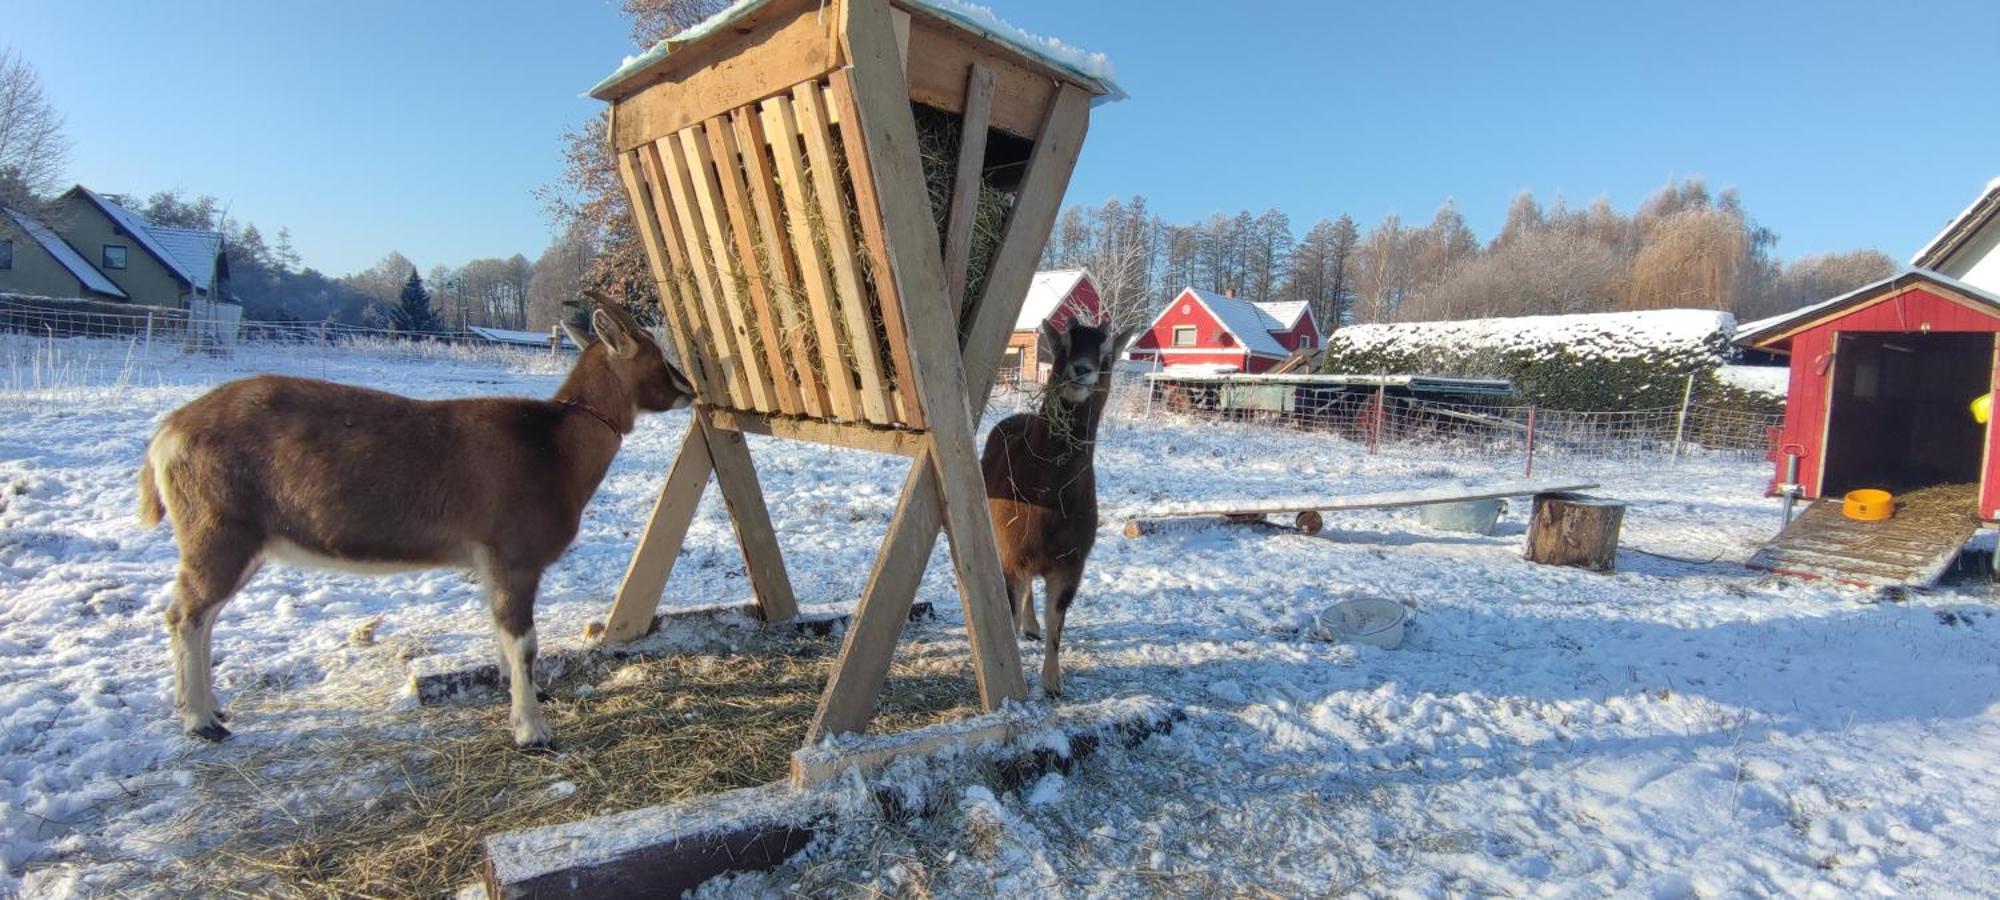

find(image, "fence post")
[1671,371,1696,463]
[1524,406,1537,478]
[143,310,154,352]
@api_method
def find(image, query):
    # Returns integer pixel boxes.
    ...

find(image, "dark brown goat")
[136,298,692,747]
[981,321,1129,696]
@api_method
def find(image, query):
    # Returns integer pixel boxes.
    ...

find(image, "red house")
[1126,287,1321,374]
[1736,269,2000,519]
[1003,268,1104,383]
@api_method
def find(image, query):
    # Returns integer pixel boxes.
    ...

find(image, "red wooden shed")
[1736,269,2000,520]
[1126,287,1321,374]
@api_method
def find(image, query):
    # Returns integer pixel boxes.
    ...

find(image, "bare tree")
[539,1,729,311]
[528,222,596,330]
[0,49,68,212]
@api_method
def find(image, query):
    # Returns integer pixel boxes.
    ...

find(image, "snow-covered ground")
[4,334,1999,896]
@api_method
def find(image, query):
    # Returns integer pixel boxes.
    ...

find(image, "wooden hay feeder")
[590,0,1118,745]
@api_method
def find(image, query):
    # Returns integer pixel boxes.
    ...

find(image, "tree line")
[1041,178,1897,332]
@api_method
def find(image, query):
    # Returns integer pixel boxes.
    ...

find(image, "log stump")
[1525,492,1625,571]
[1294,510,1325,535]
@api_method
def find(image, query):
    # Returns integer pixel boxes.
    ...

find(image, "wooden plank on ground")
[1748,499,1976,589]
[760,92,861,422]
[1123,479,1601,522]
[791,80,897,425]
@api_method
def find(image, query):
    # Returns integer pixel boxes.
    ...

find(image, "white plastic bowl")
[1314,597,1409,649]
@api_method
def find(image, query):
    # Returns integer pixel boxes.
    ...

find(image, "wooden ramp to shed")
[1749,485,1980,589]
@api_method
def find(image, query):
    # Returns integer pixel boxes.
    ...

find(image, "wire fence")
[1,296,1781,472]
[993,372,1781,476]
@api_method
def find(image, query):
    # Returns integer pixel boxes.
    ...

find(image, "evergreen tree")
[389,269,444,333]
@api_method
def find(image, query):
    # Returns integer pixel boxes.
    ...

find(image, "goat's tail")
[137,447,164,528]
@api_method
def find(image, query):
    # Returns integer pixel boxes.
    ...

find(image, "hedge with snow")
[1318,309,1774,411]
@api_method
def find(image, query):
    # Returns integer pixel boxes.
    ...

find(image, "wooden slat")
[602,0,839,146]
[707,407,923,457]
[705,114,804,416]
[939,63,995,313]
[958,83,1093,407]
[760,93,862,422]
[637,144,729,403]
[657,133,755,410]
[810,72,1092,742]
[827,70,924,429]
[791,81,897,426]
[603,423,714,644]
[680,124,780,413]
[616,149,716,401]
[830,0,1025,715]
[731,106,832,419]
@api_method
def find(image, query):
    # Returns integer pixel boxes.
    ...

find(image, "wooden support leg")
[602,422,714,644]
[806,455,942,741]
[700,413,799,622]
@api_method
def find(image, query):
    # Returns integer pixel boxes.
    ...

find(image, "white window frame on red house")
[1171,325,1196,347]
[1298,334,1314,349]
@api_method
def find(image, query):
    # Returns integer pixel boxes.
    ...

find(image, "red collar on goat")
[560,398,625,435]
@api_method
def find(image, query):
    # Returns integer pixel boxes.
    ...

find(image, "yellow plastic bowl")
[1843,489,1894,522]
[1974,393,1993,425]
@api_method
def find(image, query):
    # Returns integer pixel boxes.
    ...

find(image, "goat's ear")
[1041,320,1069,357]
[560,321,590,350]
[591,308,641,358]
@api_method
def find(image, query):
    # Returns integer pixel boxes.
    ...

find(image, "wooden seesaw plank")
[1120,479,1599,538]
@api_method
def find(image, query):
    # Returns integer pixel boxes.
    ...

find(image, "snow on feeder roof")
[590,0,1124,106]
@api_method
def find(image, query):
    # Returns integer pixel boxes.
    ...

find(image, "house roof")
[4,208,129,299]
[1177,288,1291,357]
[591,0,1124,104]
[63,186,201,288]
[1253,300,1311,332]
[1015,268,1091,331]
[1912,175,2000,269]
[1734,268,2000,351]
[147,226,224,292]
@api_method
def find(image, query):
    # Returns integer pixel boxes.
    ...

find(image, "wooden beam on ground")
[1117,478,1601,537]
[806,67,1093,743]
[698,411,800,622]
[602,423,714,644]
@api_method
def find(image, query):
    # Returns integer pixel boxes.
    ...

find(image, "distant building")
[1003,268,1103,383]
[1125,286,1321,374]
[0,185,233,312]
[1912,176,2000,293]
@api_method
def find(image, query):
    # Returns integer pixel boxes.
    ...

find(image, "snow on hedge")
[1321,309,1740,410]
[1330,309,1736,365]
[1717,364,1789,399]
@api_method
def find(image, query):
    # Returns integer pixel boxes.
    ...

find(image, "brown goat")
[981,321,1130,696]
[136,298,692,748]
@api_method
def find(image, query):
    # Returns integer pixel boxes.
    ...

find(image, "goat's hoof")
[535,690,552,704]
[214,709,232,723]
[1021,630,1042,642]
[516,738,559,755]
[187,721,232,742]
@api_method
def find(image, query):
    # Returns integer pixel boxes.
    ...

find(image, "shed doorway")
[1821,332,1993,497]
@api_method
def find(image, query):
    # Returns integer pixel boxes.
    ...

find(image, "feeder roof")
[590,0,1124,104]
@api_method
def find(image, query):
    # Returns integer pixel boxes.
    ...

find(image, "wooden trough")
[1120,479,1600,537]
[589,0,1118,746]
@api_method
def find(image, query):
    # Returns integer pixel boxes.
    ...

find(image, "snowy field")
[4,333,2000,896]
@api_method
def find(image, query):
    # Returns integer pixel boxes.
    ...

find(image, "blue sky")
[12,1,1999,277]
